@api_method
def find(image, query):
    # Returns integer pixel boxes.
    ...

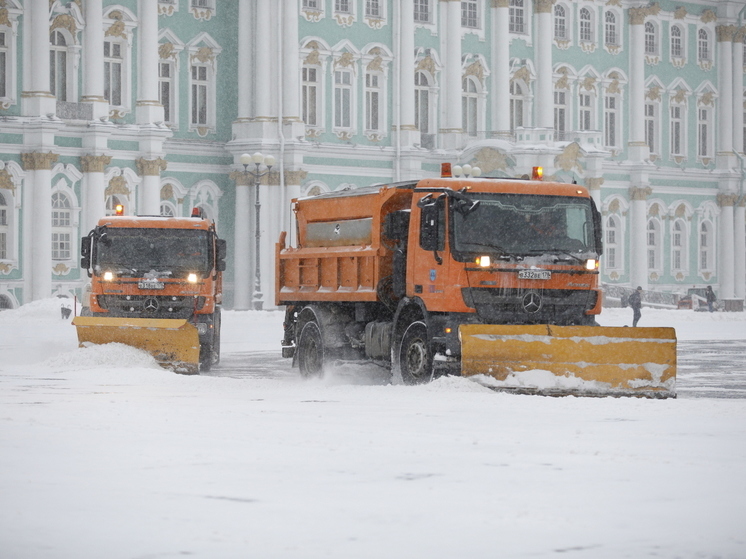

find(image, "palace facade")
[0,0,745,310]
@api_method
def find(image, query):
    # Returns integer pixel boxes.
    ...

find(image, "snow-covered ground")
[1,299,745,559]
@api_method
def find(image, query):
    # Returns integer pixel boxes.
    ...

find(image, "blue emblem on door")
[430,269,436,281]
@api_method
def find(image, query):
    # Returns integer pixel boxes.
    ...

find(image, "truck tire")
[398,321,432,384]
[297,319,325,377]
[199,311,221,372]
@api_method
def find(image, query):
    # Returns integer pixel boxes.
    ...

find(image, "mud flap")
[72,316,201,374]
[459,324,676,398]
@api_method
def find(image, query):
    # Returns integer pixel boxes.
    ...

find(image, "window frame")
[554,4,567,41]
[462,75,480,137]
[644,100,659,156]
[697,105,712,160]
[669,101,686,158]
[670,218,688,274]
[698,220,714,274]
[644,21,658,57]
[509,0,525,35]
[604,93,619,148]
[697,28,711,63]
[51,191,73,262]
[414,0,432,24]
[579,7,594,44]
[646,218,662,273]
[50,29,72,102]
[158,58,177,126]
[0,191,8,260]
[364,70,382,133]
[510,80,526,133]
[604,214,622,272]
[604,10,618,47]
[578,90,594,132]
[302,64,322,129]
[670,24,686,63]
[462,0,480,30]
[0,6,19,109]
[554,89,568,139]
[186,36,221,136]
[333,67,355,133]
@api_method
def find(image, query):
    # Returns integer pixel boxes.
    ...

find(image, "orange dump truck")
[276,171,676,397]
[73,209,227,373]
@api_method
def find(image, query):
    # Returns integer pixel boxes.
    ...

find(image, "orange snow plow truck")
[276,168,677,398]
[73,209,226,374]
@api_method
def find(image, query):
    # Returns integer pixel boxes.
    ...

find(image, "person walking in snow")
[705,285,717,313]
[628,286,642,327]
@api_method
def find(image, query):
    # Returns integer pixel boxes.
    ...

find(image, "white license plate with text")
[518,270,551,280]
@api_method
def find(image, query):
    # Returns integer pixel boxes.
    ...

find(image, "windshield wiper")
[524,249,585,263]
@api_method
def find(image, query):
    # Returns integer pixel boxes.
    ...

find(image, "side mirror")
[419,202,440,252]
[80,236,91,270]
[216,238,227,271]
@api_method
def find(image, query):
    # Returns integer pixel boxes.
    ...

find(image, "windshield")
[94,228,211,277]
[452,194,597,256]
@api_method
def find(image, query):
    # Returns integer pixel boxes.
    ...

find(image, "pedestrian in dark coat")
[705,286,717,312]
[628,286,642,327]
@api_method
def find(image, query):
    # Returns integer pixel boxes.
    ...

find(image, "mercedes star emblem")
[522,291,542,314]
[144,298,159,312]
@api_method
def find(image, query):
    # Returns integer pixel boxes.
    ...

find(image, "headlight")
[187,273,199,283]
[476,255,491,268]
[103,271,114,281]
[585,259,599,271]
[195,323,208,335]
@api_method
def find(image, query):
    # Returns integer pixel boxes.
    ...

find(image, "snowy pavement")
[1,300,745,558]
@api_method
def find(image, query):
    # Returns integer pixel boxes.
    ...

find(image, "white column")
[735,199,746,301]
[627,8,648,161]
[282,0,300,122]
[629,187,650,291]
[535,0,554,130]
[23,0,55,116]
[22,153,59,301]
[237,0,251,122]
[492,0,510,134]
[732,29,744,155]
[82,0,108,119]
[136,158,166,216]
[398,0,418,145]
[232,172,251,310]
[137,0,164,124]
[81,155,112,235]
[718,195,736,300]
[716,26,735,155]
[441,0,463,148]
[254,0,272,120]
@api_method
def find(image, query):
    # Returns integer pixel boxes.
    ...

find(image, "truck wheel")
[200,343,213,372]
[399,321,432,384]
[297,320,325,377]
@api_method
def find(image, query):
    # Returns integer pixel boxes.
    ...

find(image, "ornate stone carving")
[581,76,596,91]
[464,60,484,83]
[51,14,78,38]
[160,183,174,200]
[716,25,737,43]
[606,0,622,6]
[473,148,512,174]
[555,68,570,90]
[494,0,509,7]
[555,143,584,173]
[136,157,168,176]
[0,8,9,28]
[513,66,531,84]
[191,6,213,21]
[159,42,177,60]
[80,155,112,173]
[21,152,59,171]
[717,193,738,207]
[629,4,660,25]
[0,168,13,192]
[105,175,129,197]
[629,186,652,201]
[699,91,714,106]
[191,47,215,65]
[416,55,436,75]
[585,177,604,191]
[335,51,355,69]
[672,88,687,104]
[607,77,621,94]
[646,85,661,101]
[367,55,384,72]
[52,263,70,275]
[304,44,322,66]
[700,10,716,24]
[534,0,554,14]
[673,7,687,19]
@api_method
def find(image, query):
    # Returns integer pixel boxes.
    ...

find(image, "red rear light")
[191,207,203,218]
[441,163,452,178]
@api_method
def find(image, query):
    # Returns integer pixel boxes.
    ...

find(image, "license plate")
[138,281,165,290]
[518,270,551,280]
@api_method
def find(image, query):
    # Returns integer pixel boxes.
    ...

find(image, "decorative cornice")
[493,0,509,7]
[136,157,168,176]
[629,186,653,201]
[80,155,112,174]
[21,152,59,171]
[586,177,604,191]
[230,170,252,187]
[629,4,660,25]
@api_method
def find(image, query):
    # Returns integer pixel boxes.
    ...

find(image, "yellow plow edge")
[459,324,677,398]
[72,316,201,374]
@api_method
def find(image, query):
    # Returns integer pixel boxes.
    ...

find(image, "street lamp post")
[240,152,275,310]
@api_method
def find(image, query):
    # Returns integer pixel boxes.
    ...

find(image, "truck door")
[409,194,449,303]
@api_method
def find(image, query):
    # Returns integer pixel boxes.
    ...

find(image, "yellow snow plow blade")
[459,324,677,398]
[72,316,201,374]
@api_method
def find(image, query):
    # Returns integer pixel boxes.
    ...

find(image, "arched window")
[160,201,176,217]
[605,215,620,270]
[50,30,68,101]
[302,64,320,127]
[365,70,382,132]
[104,38,124,107]
[604,11,618,46]
[554,5,566,40]
[670,101,685,157]
[670,25,683,58]
[698,29,710,61]
[645,100,658,155]
[510,80,525,132]
[644,22,657,55]
[699,221,713,272]
[0,192,8,260]
[647,219,661,271]
[604,93,619,147]
[0,26,8,99]
[554,89,567,138]
[579,89,593,131]
[671,219,687,272]
[334,68,353,129]
[509,0,525,34]
[462,76,479,136]
[579,8,593,42]
[415,71,430,135]
[52,192,72,261]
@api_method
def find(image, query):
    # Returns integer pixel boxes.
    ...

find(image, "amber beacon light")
[531,166,544,180]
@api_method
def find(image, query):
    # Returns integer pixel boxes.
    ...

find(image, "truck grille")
[462,287,597,325]
[97,295,199,319]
